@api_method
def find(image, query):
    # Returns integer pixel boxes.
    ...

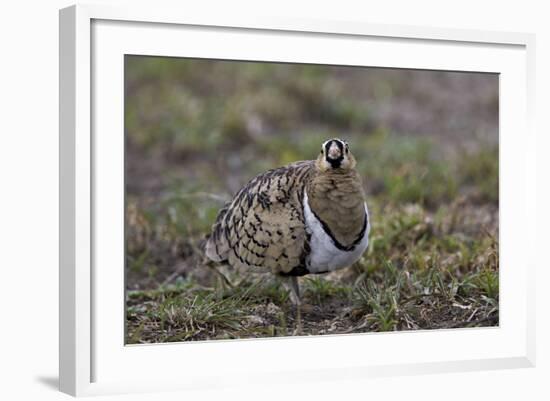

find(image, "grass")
[126,278,293,342]
[127,284,253,342]
[124,56,499,343]
[126,194,498,343]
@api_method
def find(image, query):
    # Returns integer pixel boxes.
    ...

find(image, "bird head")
[315,138,356,172]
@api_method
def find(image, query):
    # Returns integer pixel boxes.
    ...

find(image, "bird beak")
[327,142,341,159]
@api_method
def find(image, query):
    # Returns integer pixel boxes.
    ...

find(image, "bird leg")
[214,266,234,290]
[203,258,235,290]
[282,276,303,335]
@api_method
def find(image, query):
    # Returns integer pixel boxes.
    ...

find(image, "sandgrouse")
[205,138,370,310]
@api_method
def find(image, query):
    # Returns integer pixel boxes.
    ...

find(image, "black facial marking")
[328,158,342,168]
[324,139,344,168]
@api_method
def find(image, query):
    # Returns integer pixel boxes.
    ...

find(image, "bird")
[205,138,370,327]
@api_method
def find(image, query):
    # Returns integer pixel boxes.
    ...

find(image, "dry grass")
[126,196,498,343]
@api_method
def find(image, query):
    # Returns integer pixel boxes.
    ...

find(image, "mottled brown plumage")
[205,138,368,280]
[205,161,314,274]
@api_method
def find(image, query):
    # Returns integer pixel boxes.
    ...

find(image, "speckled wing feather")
[205,161,314,274]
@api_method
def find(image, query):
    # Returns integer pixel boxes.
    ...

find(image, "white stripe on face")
[322,138,345,150]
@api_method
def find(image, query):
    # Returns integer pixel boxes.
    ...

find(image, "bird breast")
[303,191,370,273]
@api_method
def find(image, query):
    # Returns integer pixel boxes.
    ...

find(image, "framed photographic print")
[59,4,536,397]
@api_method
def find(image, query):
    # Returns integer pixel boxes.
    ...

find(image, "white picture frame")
[59,4,536,397]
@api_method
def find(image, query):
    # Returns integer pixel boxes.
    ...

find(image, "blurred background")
[125,56,499,342]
